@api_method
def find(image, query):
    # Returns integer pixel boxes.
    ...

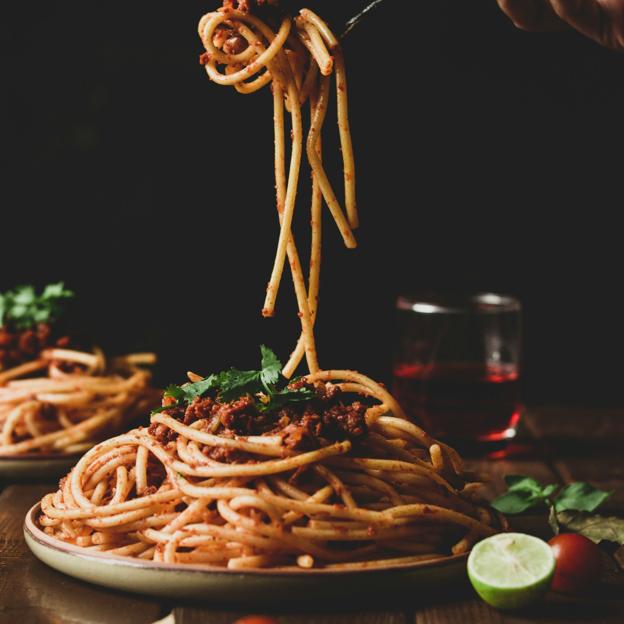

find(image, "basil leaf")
[505,475,545,494]
[491,490,544,514]
[542,484,558,499]
[555,482,612,513]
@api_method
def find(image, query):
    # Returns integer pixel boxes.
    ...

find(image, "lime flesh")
[467,532,555,610]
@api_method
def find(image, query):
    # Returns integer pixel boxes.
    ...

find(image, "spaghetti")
[0,348,158,457]
[38,369,502,569]
[198,2,357,376]
[36,2,503,571]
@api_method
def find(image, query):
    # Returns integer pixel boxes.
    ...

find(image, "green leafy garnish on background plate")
[0,282,74,329]
[153,345,314,415]
[491,474,623,543]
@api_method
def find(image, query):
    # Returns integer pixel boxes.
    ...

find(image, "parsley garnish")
[152,345,314,414]
[0,282,74,329]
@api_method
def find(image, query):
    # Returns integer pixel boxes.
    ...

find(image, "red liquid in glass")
[392,362,521,443]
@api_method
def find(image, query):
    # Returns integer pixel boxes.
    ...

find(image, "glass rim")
[396,292,521,315]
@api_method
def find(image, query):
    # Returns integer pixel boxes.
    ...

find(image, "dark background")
[1,1,622,405]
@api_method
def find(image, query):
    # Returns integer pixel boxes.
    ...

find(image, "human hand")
[497,0,624,50]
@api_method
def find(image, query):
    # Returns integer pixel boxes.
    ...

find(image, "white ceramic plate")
[0,454,78,482]
[25,503,469,604]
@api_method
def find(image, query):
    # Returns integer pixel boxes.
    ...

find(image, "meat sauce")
[148,382,368,460]
[0,322,71,370]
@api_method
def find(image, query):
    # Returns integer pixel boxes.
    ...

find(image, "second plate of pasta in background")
[0,283,159,480]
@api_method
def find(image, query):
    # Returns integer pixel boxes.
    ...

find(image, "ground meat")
[216,395,258,434]
[322,402,368,439]
[183,396,216,425]
[147,381,369,455]
[281,412,322,451]
[202,444,250,463]
[279,401,368,451]
[148,422,177,445]
[222,0,279,12]
[313,382,341,402]
[223,34,248,54]
[0,322,71,371]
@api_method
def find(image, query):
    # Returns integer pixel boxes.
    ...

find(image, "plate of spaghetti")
[0,283,159,479]
[25,354,503,600]
[25,0,505,600]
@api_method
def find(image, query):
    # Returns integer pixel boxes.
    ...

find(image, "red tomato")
[548,533,602,593]
[233,617,279,624]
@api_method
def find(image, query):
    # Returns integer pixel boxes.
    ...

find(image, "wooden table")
[1,408,623,624]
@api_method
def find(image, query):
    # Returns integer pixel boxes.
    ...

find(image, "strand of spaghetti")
[257,491,398,525]
[305,74,356,248]
[151,413,284,457]
[42,348,99,367]
[199,15,257,65]
[305,370,409,421]
[313,464,356,508]
[299,8,358,227]
[201,12,291,86]
[282,81,324,378]
[1,402,38,445]
[269,78,319,373]
[334,469,404,506]
[215,500,370,561]
[0,359,46,384]
[228,21,279,94]
[171,440,351,478]
[281,484,334,525]
[41,486,179,520]
[135,445,149,495]
[326,457,456,494]
[386,504,496,537]
[262,76,303,317]
[0,408,118,456]
[294,18,333,76]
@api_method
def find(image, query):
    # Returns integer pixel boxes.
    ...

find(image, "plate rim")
[25,502,469,578]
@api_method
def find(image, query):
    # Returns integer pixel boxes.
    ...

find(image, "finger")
[548,0,624,49]
[497,0,568,31]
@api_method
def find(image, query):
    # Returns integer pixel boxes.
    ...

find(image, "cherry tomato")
[548,533,602,593]
[233,617,279,624]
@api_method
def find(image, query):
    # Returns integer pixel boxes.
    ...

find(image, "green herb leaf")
[258,386,315,413]
[493,472,615,544]
[260,344,281,388]
[154,346,310,415]
[491,490,545,514]
[554,482,612,513]
[492,475,557,514]
[505,475,546,495]
[0,282,74,329]
[558,511,624,545]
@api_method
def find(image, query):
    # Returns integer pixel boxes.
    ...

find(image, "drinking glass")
[392,293,522,448]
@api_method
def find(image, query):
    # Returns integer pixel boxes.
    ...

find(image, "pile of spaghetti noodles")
[37,365,502,569]
[0,348,158,457]
[36,2,503,570]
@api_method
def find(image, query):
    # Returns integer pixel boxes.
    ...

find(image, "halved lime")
[467,532,555,610]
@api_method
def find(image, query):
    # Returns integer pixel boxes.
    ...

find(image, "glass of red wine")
[392,293,522,452]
